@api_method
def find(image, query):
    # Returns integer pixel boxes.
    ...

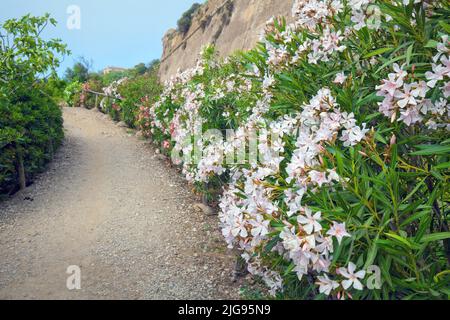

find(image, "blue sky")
[0,0,202,76]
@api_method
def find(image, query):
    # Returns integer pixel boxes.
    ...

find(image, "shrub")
[0,14,68,197]
[177,3,202,34]
[0,90,64,196]
[93,63,162,127]
[117,64,162,127]
[82,78,104,109]
[43,78,68,104]
[63,81,83,107]
[136,0,449,300]
[99,78,127,120]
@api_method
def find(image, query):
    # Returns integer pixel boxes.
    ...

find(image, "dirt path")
[0,107,240,300]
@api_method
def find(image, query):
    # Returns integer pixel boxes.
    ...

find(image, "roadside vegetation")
[87,0,450,299]
[4,0,449,300]
[0,14,68,197]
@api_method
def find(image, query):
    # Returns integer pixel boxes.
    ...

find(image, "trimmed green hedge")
[0,90,64,197]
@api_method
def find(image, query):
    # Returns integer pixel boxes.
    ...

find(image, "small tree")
[132,63,148,76]
[0,13,69,98]
[64,57,92,83]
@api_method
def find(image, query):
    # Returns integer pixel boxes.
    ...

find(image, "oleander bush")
[116,64,162,127]
[0,14,68,197]
[99,78,127,121]
[95,64,162,126]
[85,0,450,299]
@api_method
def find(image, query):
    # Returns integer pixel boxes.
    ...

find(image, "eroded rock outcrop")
[159,0,294,82]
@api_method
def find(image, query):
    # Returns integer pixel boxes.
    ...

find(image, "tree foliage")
[0,14,68,196]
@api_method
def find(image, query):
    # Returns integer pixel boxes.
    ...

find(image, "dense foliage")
[0,14,68,196]
[88,64,162,127]
[80,0,450,300]
[116,63,162,127]
[0,92,64,196]
[64,57,92,83]
[63,81,83,107]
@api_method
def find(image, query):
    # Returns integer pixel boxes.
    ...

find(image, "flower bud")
[390,134,396,146]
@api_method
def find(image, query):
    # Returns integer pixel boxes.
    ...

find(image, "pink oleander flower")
[394,83,418,108]
[340,123,369,147]
[443,81,450,98]
[333,72,347,84]
[316,274,340,295]
[392,63,407,80]
[308,170,329,187]
[376,73,404,97]
[426,63,447,88]
[250,214,270,237]
[326,222,350,244]
[398,105,422,126]
[297,208,323,234]
[411,81,429,98]
[338,262,366,290]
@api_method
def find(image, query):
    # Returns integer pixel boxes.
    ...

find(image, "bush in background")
[116,63,162,127]
[92,63,162,127]
[63,81,83,107]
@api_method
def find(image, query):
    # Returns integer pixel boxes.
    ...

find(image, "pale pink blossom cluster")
[266,43,291,68]
[150,50,258,183]
[140,54,208,151]
[243,253,284,296]
[304,28,347,65]
[264,4,347,69]
[210,74,253,102]
[348,0,383,31]
[103,78,127,99]
[376,38,449,129]
[291,0,343,32]
[100,78,127,113]
[219,89,369,296]
[149,0,372,297]
[133,0,450,298]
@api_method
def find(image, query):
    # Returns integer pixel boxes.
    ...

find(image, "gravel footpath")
[0,107,241,300]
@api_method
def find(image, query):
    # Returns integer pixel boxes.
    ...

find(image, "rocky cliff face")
[159,0,294,82]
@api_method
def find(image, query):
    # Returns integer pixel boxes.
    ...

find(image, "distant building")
[102,67,127,75]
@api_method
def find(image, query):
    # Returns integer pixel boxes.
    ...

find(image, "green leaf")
[363,47,394,59]
[439,21,450,34]
[419,232,450,244]
[357,92,383,108]
[406,44,414,66]
[433,161,450,170]
[375,54,406,74]
[411,144,450,156]
[364,237,379,269]
[424,40,438,49]
[384,233,420,250]
[400,210,431,227]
